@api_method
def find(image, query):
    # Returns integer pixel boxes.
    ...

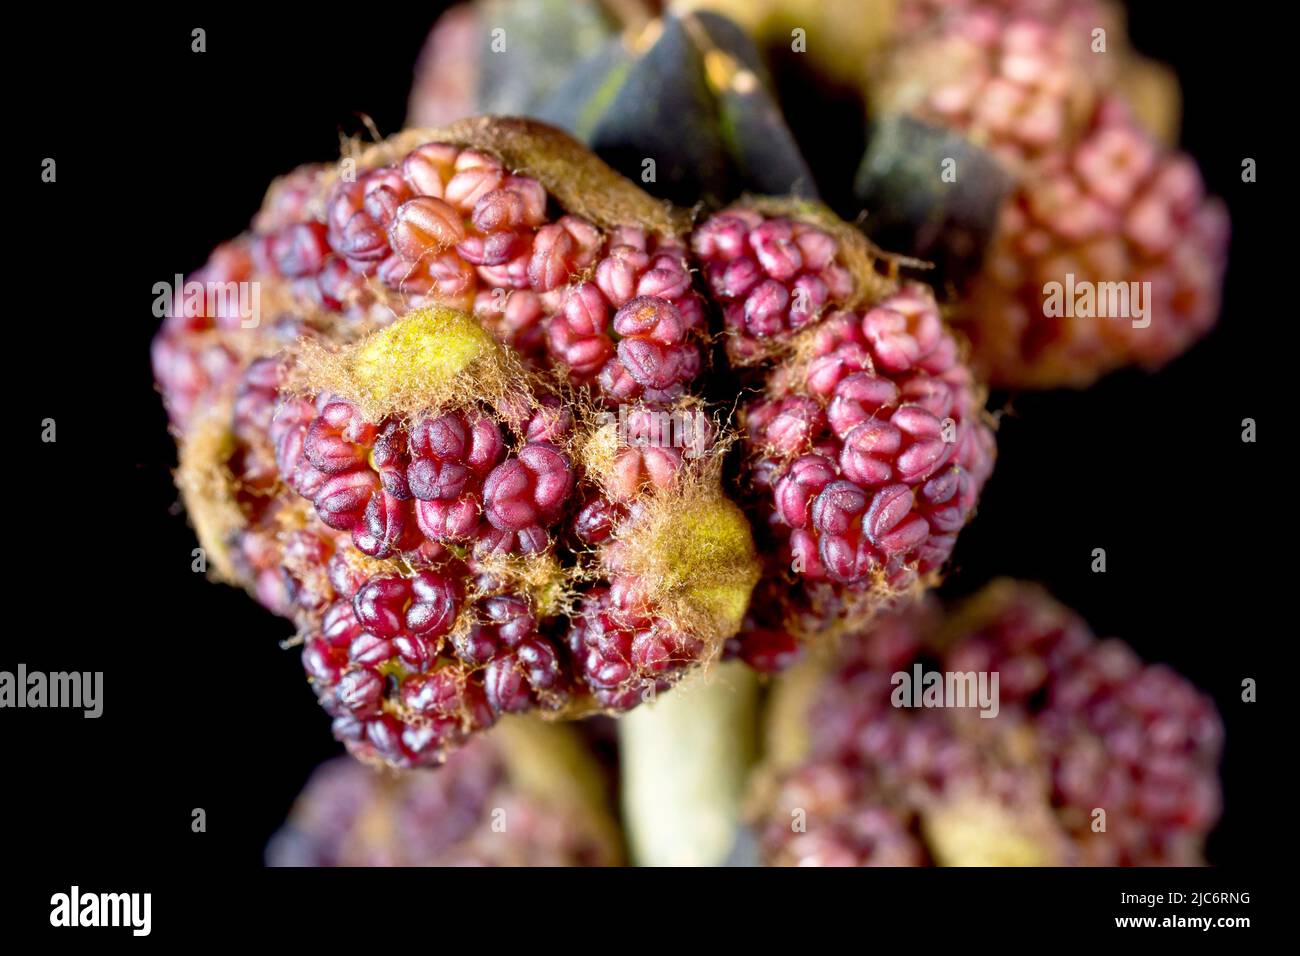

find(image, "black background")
[5,0,1283,935]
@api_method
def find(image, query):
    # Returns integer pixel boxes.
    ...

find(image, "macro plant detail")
[143,0,1242,875]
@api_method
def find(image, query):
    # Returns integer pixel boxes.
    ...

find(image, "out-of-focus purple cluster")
[755,581,1223,866]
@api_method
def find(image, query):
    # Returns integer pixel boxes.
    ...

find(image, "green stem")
[618,660,759,866]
